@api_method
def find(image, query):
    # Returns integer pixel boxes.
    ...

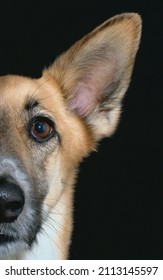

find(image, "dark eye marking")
[25,98,39,111]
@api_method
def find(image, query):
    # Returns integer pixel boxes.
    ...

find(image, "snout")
[0,178,25,223]
[0,157,43,259]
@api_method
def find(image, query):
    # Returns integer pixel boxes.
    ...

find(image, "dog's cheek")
[43,148,64,210]
[20,144,57,201]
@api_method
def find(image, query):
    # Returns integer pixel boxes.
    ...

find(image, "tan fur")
[0,13,141,259]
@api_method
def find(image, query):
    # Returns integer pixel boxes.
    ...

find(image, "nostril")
[6,200,24,211]
[0,180,25,223]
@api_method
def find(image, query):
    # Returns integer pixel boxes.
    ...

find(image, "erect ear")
[44,13,142,141]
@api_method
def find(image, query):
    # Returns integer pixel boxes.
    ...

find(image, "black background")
[0,1,162,260]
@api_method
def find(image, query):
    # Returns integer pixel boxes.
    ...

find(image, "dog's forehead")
[0,75,64,111]
[0,75,40,106]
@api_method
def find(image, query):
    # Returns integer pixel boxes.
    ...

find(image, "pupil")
[35,122,46,133]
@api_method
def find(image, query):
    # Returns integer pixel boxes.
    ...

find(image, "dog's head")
[0,13,141,259]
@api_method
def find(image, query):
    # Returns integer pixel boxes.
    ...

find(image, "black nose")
[0,178,25,223]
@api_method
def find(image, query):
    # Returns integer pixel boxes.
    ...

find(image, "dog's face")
[0,75,91,259]
[0,13,141,259]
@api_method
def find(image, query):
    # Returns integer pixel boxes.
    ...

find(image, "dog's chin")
[0,237,29,259]
[0,218,42,259]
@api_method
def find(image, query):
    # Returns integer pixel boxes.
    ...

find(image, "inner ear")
[68,58,117,117]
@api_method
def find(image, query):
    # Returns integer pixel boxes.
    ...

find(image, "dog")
[0,13,141,259]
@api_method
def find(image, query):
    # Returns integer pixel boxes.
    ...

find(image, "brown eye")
[30,117,54,142]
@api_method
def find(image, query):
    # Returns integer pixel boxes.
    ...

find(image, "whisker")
[48,215,71,233]
[44,219,68,245]
[0,223,4,233]
[42,208,71,235]
[40,225,64,257]
[43,207,70,216]
[41,219,66,256]
[30,75,51,98]
[44,199,72,209]
[61,180,73,187]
